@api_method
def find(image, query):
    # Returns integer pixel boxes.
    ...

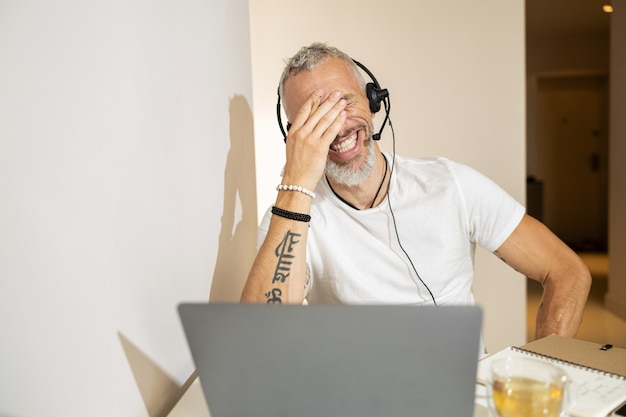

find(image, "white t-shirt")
[258,153,525,306]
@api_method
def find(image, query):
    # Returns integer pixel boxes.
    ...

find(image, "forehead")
[282,57,364,118]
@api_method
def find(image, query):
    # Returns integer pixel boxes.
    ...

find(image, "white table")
[166,376,491,417]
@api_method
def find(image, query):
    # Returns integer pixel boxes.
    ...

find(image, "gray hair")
[278,42,366,99]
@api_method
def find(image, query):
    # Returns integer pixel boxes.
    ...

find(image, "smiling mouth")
[330,130,359,153]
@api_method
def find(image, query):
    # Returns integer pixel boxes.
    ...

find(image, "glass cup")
[488,356,569,417]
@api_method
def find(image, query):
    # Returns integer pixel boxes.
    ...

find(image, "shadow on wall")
[209,94,258,301]
[119,332,197,417]
[118,95,259,417]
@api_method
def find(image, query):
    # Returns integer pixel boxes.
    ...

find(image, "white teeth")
[331,132,357,153]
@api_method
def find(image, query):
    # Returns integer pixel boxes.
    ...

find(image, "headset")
[276,59,390,142]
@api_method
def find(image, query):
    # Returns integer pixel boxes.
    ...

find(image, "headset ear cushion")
[366,82,382,113]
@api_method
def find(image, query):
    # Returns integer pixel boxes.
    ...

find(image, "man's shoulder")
[390,152,454,166]
[390,153,461,177]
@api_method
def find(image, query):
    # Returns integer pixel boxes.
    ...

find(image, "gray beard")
[325,138,376,187]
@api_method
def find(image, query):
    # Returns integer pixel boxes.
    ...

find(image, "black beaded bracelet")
[271,206,311,223]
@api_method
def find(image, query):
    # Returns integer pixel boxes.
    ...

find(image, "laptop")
[178,303,482,417]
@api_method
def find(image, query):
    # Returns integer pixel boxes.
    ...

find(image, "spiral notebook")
[476,335,626,417]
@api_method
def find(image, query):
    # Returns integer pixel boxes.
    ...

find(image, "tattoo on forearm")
[272,230,301,283]
[265,288,283,304]
[263,230,302,304]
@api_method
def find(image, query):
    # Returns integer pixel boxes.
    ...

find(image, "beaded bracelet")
[271,206,311,223]
[276,184,316,199]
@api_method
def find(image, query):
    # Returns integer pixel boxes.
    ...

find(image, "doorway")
[528,74,609,251]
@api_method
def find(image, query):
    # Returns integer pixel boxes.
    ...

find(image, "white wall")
[0,1,255,416]
[249,0,526,352]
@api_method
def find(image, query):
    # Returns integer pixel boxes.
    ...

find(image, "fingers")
[288,90,347,145]
[280,90,347,189]
[308,90,323,114]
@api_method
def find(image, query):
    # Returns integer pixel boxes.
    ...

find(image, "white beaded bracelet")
[276,184,316,199]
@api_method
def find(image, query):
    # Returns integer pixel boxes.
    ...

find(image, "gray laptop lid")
[178,303,482,417]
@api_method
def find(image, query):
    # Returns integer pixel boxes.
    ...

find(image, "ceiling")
[526,0,612,37]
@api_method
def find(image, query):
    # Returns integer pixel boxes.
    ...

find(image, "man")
[240,42,591,340]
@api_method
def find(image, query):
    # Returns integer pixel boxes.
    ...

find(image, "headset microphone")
[277,58,390,142]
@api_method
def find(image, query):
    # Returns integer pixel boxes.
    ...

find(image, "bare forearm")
[535,260,591,339]
[242,89,347,303]
[241,223,308,304]
[241,193,312,304]
[495,215,592,340]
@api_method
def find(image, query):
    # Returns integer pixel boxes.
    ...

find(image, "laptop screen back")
[178,303,482,417]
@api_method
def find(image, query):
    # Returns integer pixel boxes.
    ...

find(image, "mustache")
[335,123,372,141]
